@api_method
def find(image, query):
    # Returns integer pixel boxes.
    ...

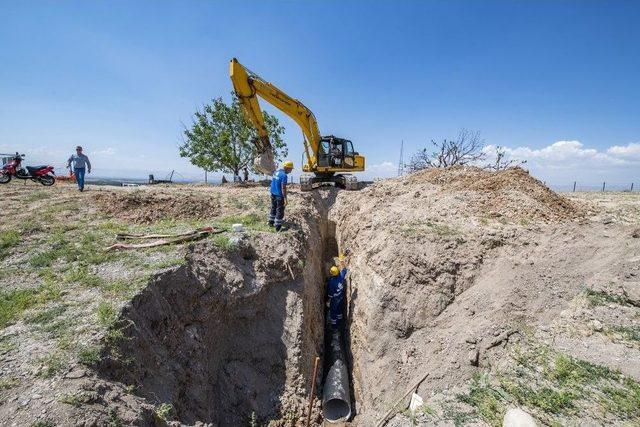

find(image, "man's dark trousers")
[269,195,285,229]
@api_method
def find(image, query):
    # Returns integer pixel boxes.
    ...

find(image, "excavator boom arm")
[230,58,321,169]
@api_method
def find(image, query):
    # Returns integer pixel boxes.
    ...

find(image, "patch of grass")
[58,391,97,407]
[457,373,507,426]
[501,379,576,415]
[97,301,117,326]
[100,274,150,298]
[442,403,475,427]
[42,317,75,342]
[155,402,173,421]
[610,325,640,342]
[153,257,185,269]
[25,305,67,325]
[0,230,20,259]
[64,266,104,287]
[600,378,640,419]
[493,344,640,423]
[77,344,102,366]
[584,288,637,308]
[0,376,19,390]
[548,353,615,386]
[0,334,17,355]
[29,248,61,268]
[402,404,436,426]
[0,282,62,328]
[97,220,128,234]
[212,234,234,251]
[30,228,117,270]
[38,352,67,378]
[20,219,44,234]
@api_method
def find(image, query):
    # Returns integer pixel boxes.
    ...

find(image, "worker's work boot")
[268,221,274,227]
[275,225,282,232]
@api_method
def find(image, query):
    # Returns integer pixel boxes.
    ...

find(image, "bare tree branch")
[408,128,486,171]
[484,146,527,171]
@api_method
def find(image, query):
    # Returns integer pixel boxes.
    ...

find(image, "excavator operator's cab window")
[319,140,331,167]
[343,140,355,167]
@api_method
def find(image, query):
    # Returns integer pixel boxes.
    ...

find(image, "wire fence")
[544,182,636,193]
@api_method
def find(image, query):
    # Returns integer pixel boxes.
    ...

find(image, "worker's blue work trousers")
[74,167,85,190]
[329,296,344,330]
[269,195,285,227]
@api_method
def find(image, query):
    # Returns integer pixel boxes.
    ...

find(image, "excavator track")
[299,174,358,191]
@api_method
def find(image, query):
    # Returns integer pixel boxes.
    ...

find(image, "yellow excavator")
[229,58,365,191]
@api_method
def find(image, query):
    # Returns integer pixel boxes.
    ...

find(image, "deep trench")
[97,193,359,426]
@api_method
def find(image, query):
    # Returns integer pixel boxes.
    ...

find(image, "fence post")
[602,182,606,192]
[573,181,576,192]
[631,183,634,192]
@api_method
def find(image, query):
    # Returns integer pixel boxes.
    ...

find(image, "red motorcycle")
[0,153,55,186]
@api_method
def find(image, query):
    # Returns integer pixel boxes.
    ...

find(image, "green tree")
[179,95,287,178]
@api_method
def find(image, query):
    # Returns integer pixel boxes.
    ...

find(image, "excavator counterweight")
[229,58,365,190]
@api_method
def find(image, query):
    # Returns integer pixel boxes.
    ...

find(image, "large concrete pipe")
[322,330,352,423]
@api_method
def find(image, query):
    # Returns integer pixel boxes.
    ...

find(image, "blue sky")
[1,0,639,185]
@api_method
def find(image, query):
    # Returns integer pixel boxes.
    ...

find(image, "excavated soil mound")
[93,190,220,223]
[404,166,580,222]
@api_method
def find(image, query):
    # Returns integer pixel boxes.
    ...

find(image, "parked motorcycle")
[0,153,55,186]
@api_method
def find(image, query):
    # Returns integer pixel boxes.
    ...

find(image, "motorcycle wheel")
[39,175,55,186]
[0,172,11,184]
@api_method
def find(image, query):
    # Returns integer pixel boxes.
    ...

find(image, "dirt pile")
[93,190,221,223]
[402,166,580,222]
[326,168,640,425]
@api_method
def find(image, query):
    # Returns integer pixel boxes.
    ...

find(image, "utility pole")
[397,140,404,177]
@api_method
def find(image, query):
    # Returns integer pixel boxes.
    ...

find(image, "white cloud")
[607,142,640,159]
[483,140,640,183]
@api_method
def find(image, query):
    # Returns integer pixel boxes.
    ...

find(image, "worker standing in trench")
[328,253,349,330]
[268,160,293,231]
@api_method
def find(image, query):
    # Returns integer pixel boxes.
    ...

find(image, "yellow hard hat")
[330,266,339,276]
[283,160,294,169]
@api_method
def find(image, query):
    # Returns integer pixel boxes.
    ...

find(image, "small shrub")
[585,288,635,307]
[38,352,67,378]
[155,402,173,421]
[97,301,117,326]
[212,235,234,251]
[77,345,102,366]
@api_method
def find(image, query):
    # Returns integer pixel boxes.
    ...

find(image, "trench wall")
[98,224,325,426]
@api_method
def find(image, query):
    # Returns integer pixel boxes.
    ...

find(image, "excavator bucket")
[254,149,276,175]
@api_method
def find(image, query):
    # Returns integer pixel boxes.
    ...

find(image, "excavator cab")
[318,136,358,169]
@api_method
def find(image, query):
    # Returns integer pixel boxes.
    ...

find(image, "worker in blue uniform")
[328,253,349,330]
[268,160,293,231]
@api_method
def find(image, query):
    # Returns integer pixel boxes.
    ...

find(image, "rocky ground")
[0,169,639,426]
